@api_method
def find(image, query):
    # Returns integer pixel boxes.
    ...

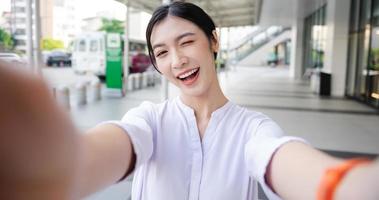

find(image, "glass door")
[355,0,372,100]
[368,0,379,107]
[346,0,360,96]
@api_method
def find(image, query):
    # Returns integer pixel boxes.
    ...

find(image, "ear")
[211,29,220,53]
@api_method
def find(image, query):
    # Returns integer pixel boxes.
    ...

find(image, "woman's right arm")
[78,124,136,197]
[0,61,135,199]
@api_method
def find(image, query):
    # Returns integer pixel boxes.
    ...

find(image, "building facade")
[345,0,379,109]
[0,11,12,33]
[10,0,29,52]
[259,0,379,110]
[52,0,80,46]
[9,0,80,52]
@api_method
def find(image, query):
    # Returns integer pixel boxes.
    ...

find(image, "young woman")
[0,2,378,200]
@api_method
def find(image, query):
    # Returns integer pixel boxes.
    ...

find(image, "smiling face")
[150,15,219,98]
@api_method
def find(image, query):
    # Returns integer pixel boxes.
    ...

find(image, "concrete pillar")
[124,2,130,92]
[290,19,304,80]
[26,0,34,69]
[323,0,350,97]
[33,0,42,75]
[161,0,171,100]
[142,72,149,88]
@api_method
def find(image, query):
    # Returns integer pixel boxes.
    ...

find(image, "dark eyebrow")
[152,32,196,50]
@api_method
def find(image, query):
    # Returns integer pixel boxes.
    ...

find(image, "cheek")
[156,60,169,73]
[156,62,175,81]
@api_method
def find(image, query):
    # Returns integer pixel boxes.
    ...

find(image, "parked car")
[0,53,25,65]
[46,50,71,67]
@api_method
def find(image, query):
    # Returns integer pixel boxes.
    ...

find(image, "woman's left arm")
[266,141,378,200]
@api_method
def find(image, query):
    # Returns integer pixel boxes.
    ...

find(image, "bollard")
[71,82,87,107]
[146,72,151,87]
[127,75,134,91]
[55,85,70,110]
[147,71,154,86]
[153,71,161,85]
[132,74,138,90]
[135,73,142,89]
[87,79,102,102]
[142,72,149,88]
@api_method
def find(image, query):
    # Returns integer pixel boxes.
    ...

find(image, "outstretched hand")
[0,61,82,199]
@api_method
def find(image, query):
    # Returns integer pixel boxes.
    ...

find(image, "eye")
[181,40,193,46]
[155,50,167,58]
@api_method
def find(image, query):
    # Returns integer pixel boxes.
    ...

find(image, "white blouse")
[105,97,305,200]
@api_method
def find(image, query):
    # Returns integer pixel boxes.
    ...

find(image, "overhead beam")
[216,13,254,20]
[207,5,255,13]
[208,8,255,17]
[194,0,256,10]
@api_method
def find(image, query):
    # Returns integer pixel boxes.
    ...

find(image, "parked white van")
[72,32,107,77]
[71,32,148,79]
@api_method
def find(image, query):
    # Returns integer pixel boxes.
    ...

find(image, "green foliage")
[0,28,14,50]
[42,38,64,50]
[371,48,379,70]
[98,18,124,34]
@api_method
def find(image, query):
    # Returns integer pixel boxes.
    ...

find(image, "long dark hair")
[146,1,217,71]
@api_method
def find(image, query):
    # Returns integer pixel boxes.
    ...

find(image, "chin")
[180,84,210,98]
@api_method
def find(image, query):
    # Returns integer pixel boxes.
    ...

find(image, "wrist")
[336,161,379,200]
[317,158,372,200]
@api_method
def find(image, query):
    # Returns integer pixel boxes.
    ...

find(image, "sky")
[0,0,257,49]
[75,0,126,20]
[0,0,11,14]
[0,0,127,20]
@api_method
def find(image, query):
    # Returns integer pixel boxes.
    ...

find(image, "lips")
[176,67,200,86]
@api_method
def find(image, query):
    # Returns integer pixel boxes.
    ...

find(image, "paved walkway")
[72,65,379,200]
[73,65,379,154]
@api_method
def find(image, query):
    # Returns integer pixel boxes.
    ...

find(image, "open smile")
[176,67,200,86]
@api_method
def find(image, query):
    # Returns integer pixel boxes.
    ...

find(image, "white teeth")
[178,68,198,79]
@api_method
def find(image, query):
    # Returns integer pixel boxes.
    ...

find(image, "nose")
[171,49,188,69]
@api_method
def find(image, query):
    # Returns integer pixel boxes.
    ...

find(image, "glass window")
[14,29,25,35]
[15,18,25,23]
[78,39,86,52]
[99,39,104,51]
[14,7,25,12]
[303,4,327,73]
[15,39,26,45]
[90,40,98,52]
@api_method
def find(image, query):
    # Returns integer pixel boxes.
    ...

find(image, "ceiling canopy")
[117,0,261,27]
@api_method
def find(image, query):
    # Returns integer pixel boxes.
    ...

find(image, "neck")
[180,79,228,120]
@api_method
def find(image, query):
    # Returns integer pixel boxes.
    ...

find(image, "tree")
[42,38,64,51]
[98,18,124,34]
[0,28,14,51]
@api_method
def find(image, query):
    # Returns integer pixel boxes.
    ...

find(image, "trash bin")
[320,72,331,96]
